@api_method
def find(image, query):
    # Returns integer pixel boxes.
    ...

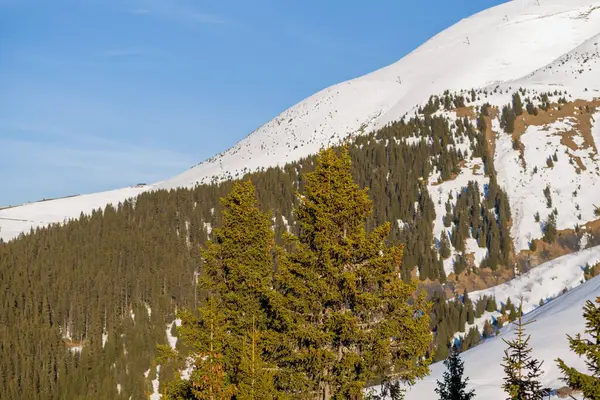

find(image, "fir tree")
[440,231,451,259]
[435,345,475,400]
[482,320,495,339]
[237,318,279,400]
[556,296,600,398]
[542,213,557,244]
[512,93,524,116]
[168,299,238,400]
[160,181,279,398]
[275,147,432,399]
[501,301,550,400]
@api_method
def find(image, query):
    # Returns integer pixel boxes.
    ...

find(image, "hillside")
[1,0,600,398]
[161,0,600,190]
[402,253,600,400]
[2,0,600,245]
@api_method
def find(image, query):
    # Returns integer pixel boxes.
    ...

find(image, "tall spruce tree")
[556,296,600,398]
[237,318,280,400]
[275,147,432,399]
[162,299,238,400]
[501,301,550,400]
[435,345,475,400]
[160,180,280,399]
[440,231,451,259]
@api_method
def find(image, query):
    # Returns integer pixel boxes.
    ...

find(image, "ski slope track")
[2,0,600,243]
[399,256,600,400]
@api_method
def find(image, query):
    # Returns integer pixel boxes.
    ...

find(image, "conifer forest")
[1,97,599,399]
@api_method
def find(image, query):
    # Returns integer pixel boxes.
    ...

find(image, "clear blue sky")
[0,0,506,206]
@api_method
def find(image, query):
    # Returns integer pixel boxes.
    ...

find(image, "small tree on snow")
[435,344,475,400]
[501,300,551,399]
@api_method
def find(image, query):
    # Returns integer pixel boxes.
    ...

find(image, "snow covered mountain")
[2,0,600,246]
[159,0,600,190]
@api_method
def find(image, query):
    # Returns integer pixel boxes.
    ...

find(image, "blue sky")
[0,0,506,206]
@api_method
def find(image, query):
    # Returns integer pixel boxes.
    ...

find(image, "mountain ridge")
[2,0,600,243]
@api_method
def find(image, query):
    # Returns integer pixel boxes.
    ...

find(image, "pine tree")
[482,320,495,339]
[237,318,279,400]
[440,231,451,259]
[512,93,524,116]
[501,301,550,400]
[160,181,279,398]
[435,345,475,400]
[556,296,600,398]
[275,147,432,399]
[542,213,557,244]
[169,299,237,400]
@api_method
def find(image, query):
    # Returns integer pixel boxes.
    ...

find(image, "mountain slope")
[160,0,600,189]
[3,0,600,243]
[401,251,600,399]
[0,186,150,242]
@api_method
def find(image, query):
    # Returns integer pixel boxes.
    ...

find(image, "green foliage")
[482,320,495,339]
[542,213,557,244]
[460,327,480,352]
[440,231,451,259]
[500,105,516,134]
[172,300,238,399]
[556,297,600,398]
[0,91,515,398]
[543,186,552,208]
[435,345,475,400]
[501,302,550,400]
[512,93,523,116]
[525,101,538,116]
[275,147,433,398]
[236,321,280,400]
[430,290,496,362]
[161,181,280,399]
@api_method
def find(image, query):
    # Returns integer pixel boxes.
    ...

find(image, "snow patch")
[149,366,161,400]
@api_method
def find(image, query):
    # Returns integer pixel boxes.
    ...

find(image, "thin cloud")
[131,8,150,15]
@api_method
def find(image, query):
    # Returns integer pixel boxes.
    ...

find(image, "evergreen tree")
[512,93,524,116]
[556,296,600,398]
[161,181,279,398]
[435,345,475,400]
[542,213,557,244]
[166,299,238,400]
[482,320,495,339]
[440,231,451,259]
[275,147,432,399]
[501,301,550,400]
[237,318,279,400]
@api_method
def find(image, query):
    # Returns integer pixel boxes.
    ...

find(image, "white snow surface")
[150,365,162,400]
[0,186,149,242]
[166,318,182,350]
[495,108,600,252]
[401,271,600,399]
[160,0,600,190]
[3,0,600,242]
[470,244,600,315]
